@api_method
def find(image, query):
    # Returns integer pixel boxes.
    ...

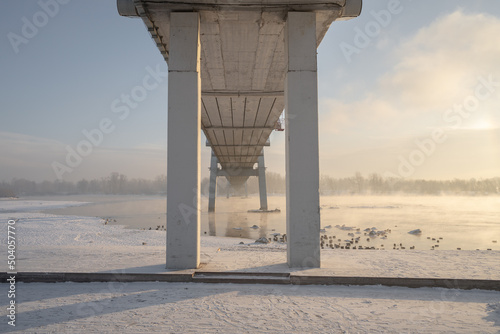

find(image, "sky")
[1,0,499,182]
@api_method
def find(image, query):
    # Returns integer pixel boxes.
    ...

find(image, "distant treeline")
[1,172,499,197]
[320,172,500,195]
[0,173,167,197]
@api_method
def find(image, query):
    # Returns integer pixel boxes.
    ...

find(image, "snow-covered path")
[1,282,500,333]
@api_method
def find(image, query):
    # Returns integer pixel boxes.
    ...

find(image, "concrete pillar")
[208,212,216,236]
[166,12,201,269]
[208,152,218,212]
[285,12,320,268]
[257,154,268,210]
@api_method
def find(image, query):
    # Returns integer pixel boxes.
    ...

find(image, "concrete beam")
[202,90,284,97]
[204,127,274,131]
[217,168,258,177]
[121,1,347,14]
[205,139,270,147]
[211,144,270,147]
[285,12,320,268]
[166,12,201,269]
[217,155,261,158]
[117,0,138,16]
[340,0,363,20]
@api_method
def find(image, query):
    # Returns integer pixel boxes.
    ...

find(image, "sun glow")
[469,118,497,130]
[456,114,498,131]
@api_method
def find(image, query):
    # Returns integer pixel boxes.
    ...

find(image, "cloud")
[319,96,400,135]
[0,132,64,181]
[319,128,500,179]
[380,10,500,112]
[0,131,63,150]
[316,10,500,178]
[322,10,500,132]
[0,131,169,182]
[0,131,64,166]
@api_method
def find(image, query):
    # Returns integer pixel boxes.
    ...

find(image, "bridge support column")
[257,154,268,210]
[285,12,320,268]
[208,152,218,212]
[166,12,201,269]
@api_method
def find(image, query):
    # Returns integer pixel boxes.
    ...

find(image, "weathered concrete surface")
[166,12,201,269]
[285,12,320,268]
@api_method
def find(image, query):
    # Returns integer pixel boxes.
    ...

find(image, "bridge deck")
[121,0,359,173]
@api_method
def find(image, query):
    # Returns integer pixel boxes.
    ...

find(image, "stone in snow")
[255,237,270,244]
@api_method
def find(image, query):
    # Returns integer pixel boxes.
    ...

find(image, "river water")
[41,194,500,251]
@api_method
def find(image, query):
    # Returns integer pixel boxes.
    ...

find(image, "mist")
[2,171,499,198]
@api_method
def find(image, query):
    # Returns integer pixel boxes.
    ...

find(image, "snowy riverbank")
[1,199,498,278]
[1,199,499,333]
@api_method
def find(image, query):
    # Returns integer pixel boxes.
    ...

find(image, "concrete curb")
[2,272,499,291]
[1,272,193,283]
[290,276,500,291]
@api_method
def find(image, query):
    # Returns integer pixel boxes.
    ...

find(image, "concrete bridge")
[118,0,362,269]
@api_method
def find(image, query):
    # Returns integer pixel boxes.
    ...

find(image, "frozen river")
[41,194,500,251]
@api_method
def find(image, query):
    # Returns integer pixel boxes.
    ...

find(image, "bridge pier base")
[285,12,321,268]
[166,12,201,269]
[208,153,218,212]
[257,154,268,211]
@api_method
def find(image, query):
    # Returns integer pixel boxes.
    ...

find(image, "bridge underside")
[118,0,362,269]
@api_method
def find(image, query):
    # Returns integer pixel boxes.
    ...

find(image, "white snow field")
[1,199,499,333]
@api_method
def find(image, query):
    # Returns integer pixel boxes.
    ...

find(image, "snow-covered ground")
[1,282,499,333]
[1,199,499,333]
